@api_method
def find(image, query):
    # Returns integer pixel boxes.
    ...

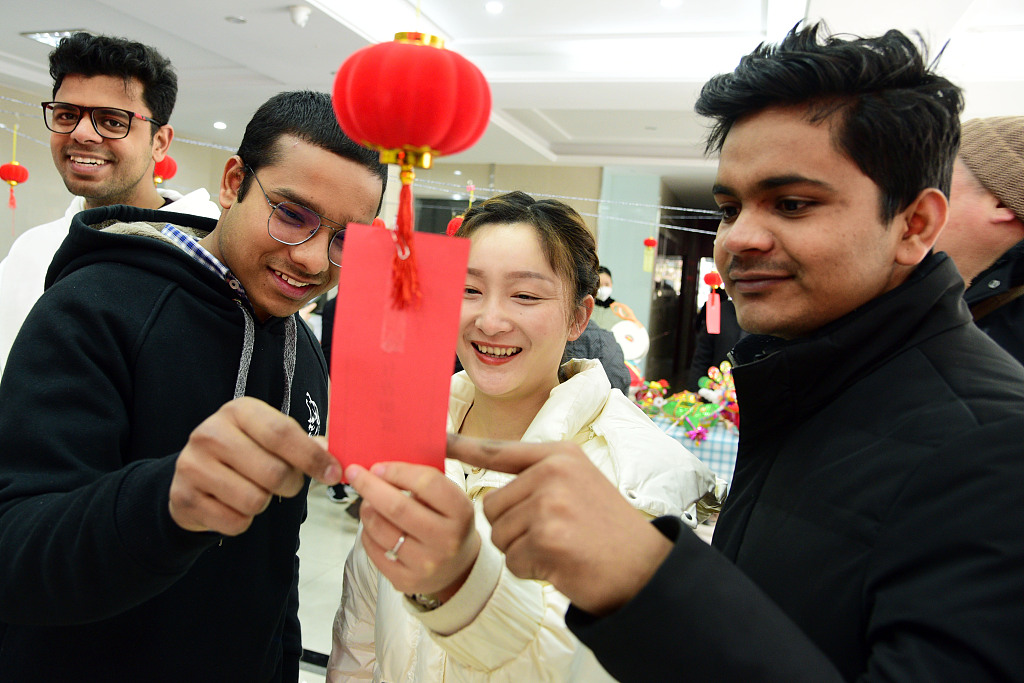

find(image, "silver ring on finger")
[384,534,406,562]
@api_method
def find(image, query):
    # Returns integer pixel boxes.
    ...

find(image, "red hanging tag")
[329,222,470,479]
[707,289,721,335]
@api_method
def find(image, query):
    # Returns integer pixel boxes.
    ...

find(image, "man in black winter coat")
[0,91,386,681]
[443,23,1024,682]
[935,116,1024,364]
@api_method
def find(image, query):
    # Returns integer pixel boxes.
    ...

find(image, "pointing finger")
[446,434,582,475]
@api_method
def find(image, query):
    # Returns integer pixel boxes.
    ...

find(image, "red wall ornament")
[642,236,658,272]
[1,162,29,202]
[2,124,29,215]
[154,155,177,184]
[332,32,491,308]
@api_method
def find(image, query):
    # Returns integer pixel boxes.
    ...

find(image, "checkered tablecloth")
[652,416,738,486]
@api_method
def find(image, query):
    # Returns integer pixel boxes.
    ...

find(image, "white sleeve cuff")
[404,534,504,636]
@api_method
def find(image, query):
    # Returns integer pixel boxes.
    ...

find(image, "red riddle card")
[706,289,722,335]
[328,222,470,479]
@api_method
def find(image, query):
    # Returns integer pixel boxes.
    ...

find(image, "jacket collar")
[730,253,971,436]
[964,238,1024,303]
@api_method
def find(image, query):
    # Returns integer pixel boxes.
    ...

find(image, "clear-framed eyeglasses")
[246,165,346,267]
[41,101,164,140]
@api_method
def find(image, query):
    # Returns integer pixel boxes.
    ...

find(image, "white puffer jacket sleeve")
[328,528,379,681]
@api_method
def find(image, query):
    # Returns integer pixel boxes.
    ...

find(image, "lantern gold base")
[376,147,439,170]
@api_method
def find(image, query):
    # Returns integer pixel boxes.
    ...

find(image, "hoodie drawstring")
[233,303,297,415]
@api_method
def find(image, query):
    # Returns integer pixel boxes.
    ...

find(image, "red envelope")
[328,223,470,479]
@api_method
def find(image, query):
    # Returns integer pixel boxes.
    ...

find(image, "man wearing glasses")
[0,32,220,374]
[0,90,387,681]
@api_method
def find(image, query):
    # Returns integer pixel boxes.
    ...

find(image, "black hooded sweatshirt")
[0,205,330,681]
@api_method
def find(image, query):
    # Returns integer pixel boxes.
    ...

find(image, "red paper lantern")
[642,237,658,272]
[1,162,29,210]
[154,156,177,184]
[445,215,464,237]
[331,32,492,309]
[332,32,491,169]
[703,272,723,287]
[1,162,28,185]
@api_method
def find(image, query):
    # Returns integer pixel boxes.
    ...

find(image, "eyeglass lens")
[269,202,345,266]
[44,103,133,139]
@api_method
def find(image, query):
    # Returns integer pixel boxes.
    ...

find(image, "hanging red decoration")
[154,155,177,184]
[332,31,491,309]
[445,215,463,236]
[1,162,28,209]
[2,124,29,219]
[642,236,658,272]
[703,271,723,334]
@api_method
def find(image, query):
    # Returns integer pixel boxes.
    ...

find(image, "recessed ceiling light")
[224,15,247,24]
[20,30,87,48]
[485,1,503,15]
[454,170,463,176]
[452,194,463,201]
[214,121,227,130]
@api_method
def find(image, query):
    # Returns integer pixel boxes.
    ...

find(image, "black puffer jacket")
[963,239,1024,365]
[569,253,1024,681]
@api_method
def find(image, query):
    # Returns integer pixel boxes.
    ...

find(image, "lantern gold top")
[394,32,445,49]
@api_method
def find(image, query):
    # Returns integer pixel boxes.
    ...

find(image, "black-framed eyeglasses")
[41,101,164,140]
[246,166,346,267]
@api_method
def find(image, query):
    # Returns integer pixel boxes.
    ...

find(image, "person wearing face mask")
[328,191,722,683]
[590,265,641,331]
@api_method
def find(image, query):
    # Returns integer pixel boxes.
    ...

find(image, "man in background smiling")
[0,32,220,375]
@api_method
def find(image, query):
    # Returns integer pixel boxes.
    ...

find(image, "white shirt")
[0,188,221,376]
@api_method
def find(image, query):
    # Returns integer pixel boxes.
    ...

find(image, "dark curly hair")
[455,191,599,318]
[695,22,963,223]
[234,91,387,215]
[50,32,177,130]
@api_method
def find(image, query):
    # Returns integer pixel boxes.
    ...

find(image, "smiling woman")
[328,191,721,682]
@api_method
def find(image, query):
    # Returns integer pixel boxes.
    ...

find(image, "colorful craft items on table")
[639,363,740,485]
[328,30,491,480]
[634,379,670,416]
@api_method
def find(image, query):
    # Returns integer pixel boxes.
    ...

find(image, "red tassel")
[391,173,421,309]
[8,186,15,210]
[706,290,721,334]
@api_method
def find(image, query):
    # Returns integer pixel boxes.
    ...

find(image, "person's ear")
[991,201,1018,226]
[895,187,948,267]
[150,124,173,163]
[219,156,246,211]
[568,295,595,341]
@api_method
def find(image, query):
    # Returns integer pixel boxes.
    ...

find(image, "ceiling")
[1,0,1022,210]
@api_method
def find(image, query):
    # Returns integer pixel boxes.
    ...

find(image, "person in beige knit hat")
[935,116,1024,364]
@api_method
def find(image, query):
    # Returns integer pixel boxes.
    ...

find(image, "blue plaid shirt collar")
[160,224,249,303]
